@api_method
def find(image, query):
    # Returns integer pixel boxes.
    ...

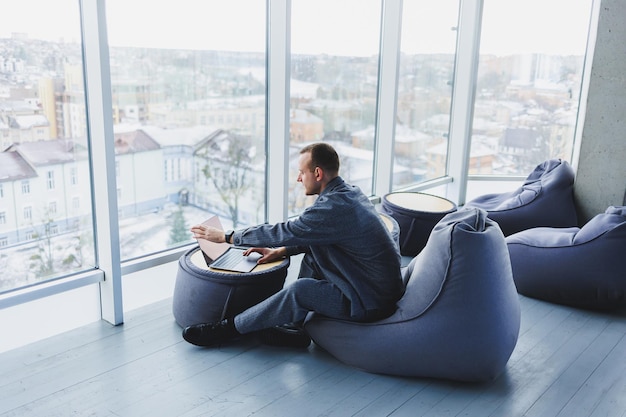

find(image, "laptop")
[196,216,260,273]
[210,246,261,273]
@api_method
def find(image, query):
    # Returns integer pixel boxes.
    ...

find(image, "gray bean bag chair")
[506,206,626,310]
[464,159,578,236]
[304,208,521,382]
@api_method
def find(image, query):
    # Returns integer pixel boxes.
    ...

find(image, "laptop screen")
[196,216,230,262]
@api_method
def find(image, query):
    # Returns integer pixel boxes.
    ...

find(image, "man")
[183,142,403,348]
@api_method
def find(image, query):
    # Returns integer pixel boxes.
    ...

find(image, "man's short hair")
[300,142,340,174]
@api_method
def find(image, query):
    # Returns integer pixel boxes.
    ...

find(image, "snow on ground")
[0,205,226,293]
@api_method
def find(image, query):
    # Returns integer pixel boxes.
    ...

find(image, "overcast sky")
[0,0,593,56]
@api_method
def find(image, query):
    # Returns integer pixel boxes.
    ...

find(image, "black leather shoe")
[257,323,311,348]
[182,319,239,347]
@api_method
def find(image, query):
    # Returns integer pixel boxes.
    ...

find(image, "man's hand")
[243,247,287,264]
[190,224,226,243]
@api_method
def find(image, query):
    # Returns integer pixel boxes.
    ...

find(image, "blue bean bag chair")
[304,208,521,382]
[464,159,578,236]
[506,206,626,310]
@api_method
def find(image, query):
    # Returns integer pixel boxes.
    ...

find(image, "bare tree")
[29,216,55,277]
[200,131,255,228]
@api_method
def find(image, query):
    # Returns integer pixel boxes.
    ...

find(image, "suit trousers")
[234,254,353,334]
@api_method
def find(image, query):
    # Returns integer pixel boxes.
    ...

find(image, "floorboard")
[1,296,625,417]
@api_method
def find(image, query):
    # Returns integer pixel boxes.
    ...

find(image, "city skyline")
[0,1,591,293]
[1,0,592,56]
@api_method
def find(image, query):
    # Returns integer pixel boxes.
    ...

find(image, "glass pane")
[393,1,460,189]
[472,0,593,176]
[106,0,266,260]
[0,0,96,292]
[289,0,382,215]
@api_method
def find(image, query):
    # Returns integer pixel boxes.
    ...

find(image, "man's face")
[297,152,321,195]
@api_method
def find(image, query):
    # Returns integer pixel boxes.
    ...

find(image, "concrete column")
[575,0,626,222]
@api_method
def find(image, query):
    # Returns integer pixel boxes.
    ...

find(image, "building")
[0,1,625,415]
[289,108,324,143]
[1,139,91,247]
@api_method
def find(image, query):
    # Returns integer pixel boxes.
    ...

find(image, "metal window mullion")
[80,0,123,325]
[571,0,601,171]
[265,0,291,224]
[373,0,403,198]
[446,0,483,206]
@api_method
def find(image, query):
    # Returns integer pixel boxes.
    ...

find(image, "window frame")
[0,0,595,327]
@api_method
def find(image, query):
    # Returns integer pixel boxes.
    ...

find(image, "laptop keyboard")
[212,249,243,269]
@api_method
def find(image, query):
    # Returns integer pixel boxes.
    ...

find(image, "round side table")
[382,192,457,256]
[172,247,290,328]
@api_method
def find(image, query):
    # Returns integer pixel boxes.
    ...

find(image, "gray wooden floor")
[1,294,625,417]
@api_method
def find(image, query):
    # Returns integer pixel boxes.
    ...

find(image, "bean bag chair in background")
[506,206,626,310]
[305,208,521,382]
[464,159,578,236]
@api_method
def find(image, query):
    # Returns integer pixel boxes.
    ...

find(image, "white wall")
[0,284,102,354]
[0,260,180,355]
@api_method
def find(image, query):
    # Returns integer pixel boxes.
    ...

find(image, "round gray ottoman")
[173,247,290,327]
[381,192,457,256]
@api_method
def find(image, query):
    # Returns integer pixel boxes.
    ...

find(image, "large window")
[105,0,267,260]
[0,0,95,293]
[288,0,382,215]
[393,1,460,189]
[0,0,596,305]
[470,0,593,177]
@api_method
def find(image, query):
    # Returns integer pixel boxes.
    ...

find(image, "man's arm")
[285,245,309,257]
[190,224,229,243]
[190,223,308,255]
